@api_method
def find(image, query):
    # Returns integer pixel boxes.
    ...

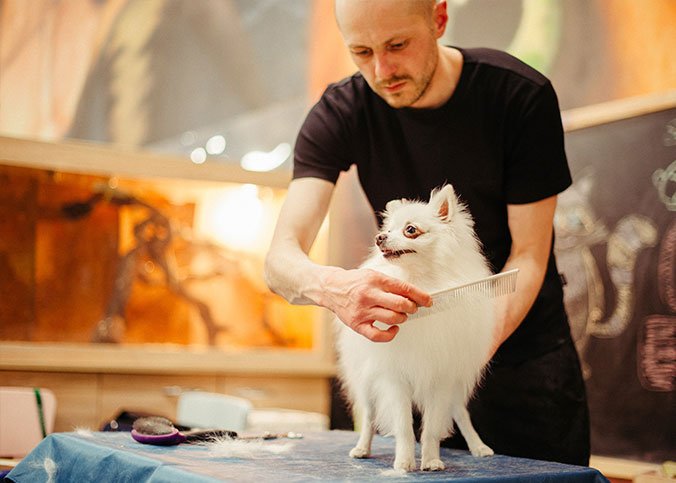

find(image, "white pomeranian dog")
[335,184,496,472]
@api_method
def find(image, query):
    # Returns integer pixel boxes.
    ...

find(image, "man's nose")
[374,53,396,81]
[376,233,387,246]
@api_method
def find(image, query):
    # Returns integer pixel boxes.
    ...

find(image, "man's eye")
[388,41,407,51]
[352,49,371,57]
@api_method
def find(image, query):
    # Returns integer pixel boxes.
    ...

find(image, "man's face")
[336,0,442,109]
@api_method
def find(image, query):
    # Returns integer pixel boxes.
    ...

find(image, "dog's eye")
[404,224,419,237]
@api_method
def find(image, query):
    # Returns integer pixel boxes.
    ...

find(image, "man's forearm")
[264,239,340,307]
[493,254,547,349]
[263,177,339,307]
[489,197,558,357]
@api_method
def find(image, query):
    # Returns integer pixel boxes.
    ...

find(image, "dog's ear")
[429,185,458,222]
[385,199,404,213]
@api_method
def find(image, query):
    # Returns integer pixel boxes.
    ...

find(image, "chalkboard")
[555,95,675,462]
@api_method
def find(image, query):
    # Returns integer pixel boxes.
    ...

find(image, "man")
[265,0,589,466]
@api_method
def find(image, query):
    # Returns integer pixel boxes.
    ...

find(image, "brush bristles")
[132,416,175,435]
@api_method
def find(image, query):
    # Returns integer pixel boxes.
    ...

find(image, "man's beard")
[374,57,437,108]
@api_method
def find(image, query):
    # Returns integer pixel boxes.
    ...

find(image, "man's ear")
[433,0,449,39]
[429,185,457,222]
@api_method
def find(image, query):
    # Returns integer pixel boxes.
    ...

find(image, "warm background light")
[194,184,265,253]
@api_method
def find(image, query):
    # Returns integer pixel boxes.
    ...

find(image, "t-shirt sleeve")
[292,91,354,183]
[504,81,572,204]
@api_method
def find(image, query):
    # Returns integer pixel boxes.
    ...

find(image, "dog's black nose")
[375,233,387,246]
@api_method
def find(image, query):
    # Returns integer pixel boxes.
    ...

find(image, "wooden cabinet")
[0,369,331,433]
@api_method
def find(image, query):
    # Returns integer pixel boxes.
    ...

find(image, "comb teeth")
[408,269,519,321]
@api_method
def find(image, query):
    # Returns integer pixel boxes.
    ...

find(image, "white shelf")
[0,135,292,188]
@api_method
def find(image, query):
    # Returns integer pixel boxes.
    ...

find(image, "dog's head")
[375,185,471,263]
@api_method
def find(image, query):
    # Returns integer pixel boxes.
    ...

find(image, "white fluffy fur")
[335,185,495,472]
[207,437,295,458]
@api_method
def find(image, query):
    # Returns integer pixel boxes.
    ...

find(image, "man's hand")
[319,267,432,342]
[265,178,431,343]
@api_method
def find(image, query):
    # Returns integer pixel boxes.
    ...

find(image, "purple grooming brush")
[131,416,237,446]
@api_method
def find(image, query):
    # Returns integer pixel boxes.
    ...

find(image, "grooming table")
[6,430,608,482]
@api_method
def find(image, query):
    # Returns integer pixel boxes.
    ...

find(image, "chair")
[0,387,57,458]
[176,391,251,431]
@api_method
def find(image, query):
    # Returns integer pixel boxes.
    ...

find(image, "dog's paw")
[470,444,494,457]
[349,446,370,459]
[393,456,416,472]
[421,458,445,471]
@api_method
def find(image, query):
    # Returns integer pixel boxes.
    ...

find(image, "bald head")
[335,0,438,32]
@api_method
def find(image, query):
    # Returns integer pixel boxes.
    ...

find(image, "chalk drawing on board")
[653,159,676,211]
[554,171,607,375]
[656,219,676,312]
[638,315,675,392]
[597,214,658,337]
[663,118,676,146]
[555,171,658,377]
[638,219,676,392]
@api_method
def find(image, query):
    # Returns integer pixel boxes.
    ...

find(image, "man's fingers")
[375,273,432,308]
[368,307,408,325]
[355,322,399,343]
[332,269,433,342]
[377,292,420,315]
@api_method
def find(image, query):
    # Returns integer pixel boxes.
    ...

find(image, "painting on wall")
[1,0,673,153]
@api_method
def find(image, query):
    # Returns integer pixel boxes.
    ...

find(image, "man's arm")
[264,177,432,342]
[489,195,558,357]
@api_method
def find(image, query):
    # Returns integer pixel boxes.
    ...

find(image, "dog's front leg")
[349,402,374,458]
[379,383,416,471]
[392,416,416,471]
[420,431,445,470]
[420,393,454,471]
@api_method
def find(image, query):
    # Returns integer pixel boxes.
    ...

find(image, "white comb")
[408,269,519,321]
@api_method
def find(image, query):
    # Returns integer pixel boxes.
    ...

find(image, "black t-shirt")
[293,47,573,364]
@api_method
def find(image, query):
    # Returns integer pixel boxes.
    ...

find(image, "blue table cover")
[7,430,608,482]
